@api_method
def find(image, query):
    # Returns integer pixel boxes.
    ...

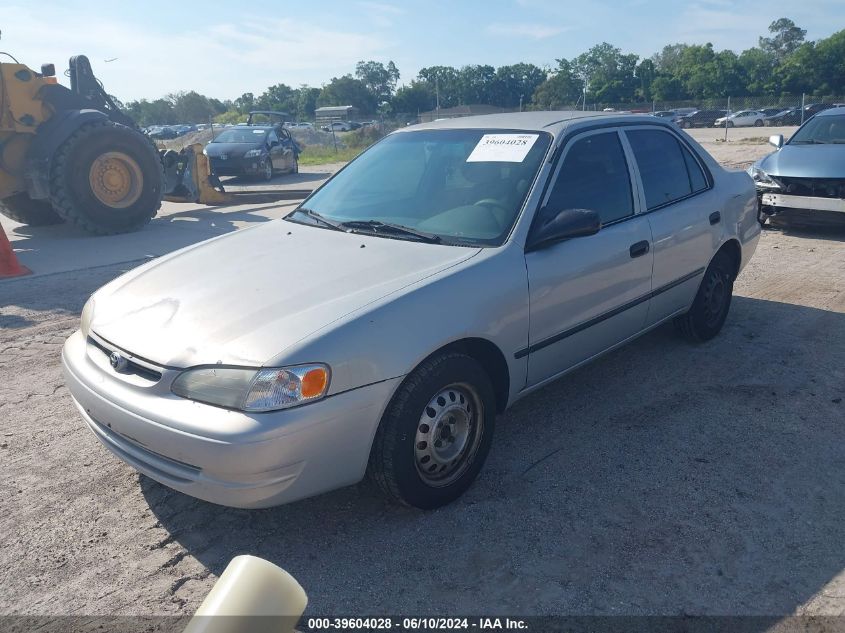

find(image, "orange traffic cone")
[0,224,30,278]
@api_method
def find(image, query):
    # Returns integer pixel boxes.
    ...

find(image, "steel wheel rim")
[414,383,483,487]
[702,271,727,327]
[88,151,143,209]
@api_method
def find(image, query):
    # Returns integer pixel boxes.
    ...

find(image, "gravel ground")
[2,135,845,619]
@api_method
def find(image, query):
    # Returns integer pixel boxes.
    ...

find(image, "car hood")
[757,144,845,178]
[90,221,481,367]
[205,142,261,156]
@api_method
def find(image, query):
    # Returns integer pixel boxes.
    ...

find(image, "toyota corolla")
[63,112,760,510]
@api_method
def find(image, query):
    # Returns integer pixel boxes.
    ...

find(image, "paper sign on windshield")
[466,134,539,163]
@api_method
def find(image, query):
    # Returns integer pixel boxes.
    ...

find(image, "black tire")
[754,119,763,127]
[727,121,734,128]
[368,351,496,509]
[260,157,273,182]
[0,192,64,226]
[50,120,163,235]
[682,121,691,129]
[674,250,735,342]
[291,156,299,174]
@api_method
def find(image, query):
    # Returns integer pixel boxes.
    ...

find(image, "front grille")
[88,336,163,382]
[778,177,845,199]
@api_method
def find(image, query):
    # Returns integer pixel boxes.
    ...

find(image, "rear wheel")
[0,192,63,226]
[754,119,764,127]
[368,352,496,509]
[674,251,735,342]
[290,156,299,174]
[50,120,162,235]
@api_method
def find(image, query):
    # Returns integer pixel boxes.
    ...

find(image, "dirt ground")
[2,127,845,620]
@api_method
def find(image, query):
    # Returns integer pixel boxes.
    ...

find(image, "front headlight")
[171,364,330,412]
[747,165,782,189]
[243,149,263,158]
[80,296,95,337]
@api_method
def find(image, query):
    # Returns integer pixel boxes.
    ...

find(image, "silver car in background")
[62,112,760,510]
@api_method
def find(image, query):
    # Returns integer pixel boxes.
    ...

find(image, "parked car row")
[653,103,845,129]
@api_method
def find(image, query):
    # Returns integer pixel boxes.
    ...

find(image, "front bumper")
[208,156,265,176]
[761,192,845,213]
[62,330,401,508]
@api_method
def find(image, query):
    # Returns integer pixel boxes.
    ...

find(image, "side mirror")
[527,208,601,252]
[769,134,784,149]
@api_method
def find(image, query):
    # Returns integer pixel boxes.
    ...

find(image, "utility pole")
[519,94,524,112]
[435,78,440,113]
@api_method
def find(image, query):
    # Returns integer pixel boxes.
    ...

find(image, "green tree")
[812,29,845,94]
[530,59,581,109]
[392,81,435,114]
[355,60,400,103]
[318,75,377,114]
[256,83,298,115]
[738,47,778,95]
[168,91,217,123]
[234,92,255,114]
[296,86,321,120]
[760,18,807,61]
[571,42,639,103]
[417,66,460,108]
[492,63,547,108]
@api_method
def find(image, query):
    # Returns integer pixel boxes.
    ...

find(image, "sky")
[2,0,843,103]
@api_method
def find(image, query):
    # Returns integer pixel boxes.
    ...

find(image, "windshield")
[789,114,845,144]
[288,128,551,246]
[212,128,269,144]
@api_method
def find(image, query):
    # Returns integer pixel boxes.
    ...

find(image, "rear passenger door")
[623,126,719,326]
[524,129,654,386]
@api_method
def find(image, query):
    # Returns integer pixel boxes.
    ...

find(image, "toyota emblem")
[109,352,129,372]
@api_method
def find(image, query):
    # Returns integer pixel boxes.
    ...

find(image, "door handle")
[709,211,721,225]
[629,240,650,258]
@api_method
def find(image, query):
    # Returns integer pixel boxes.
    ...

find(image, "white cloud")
[1,5,391,101]
[486,23,566,40]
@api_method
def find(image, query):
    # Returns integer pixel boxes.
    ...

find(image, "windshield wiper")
[792,139,829,144]
[339,220,442,243]
[289,207,346,231]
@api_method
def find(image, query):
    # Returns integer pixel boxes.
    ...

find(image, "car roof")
[817,106,845,117]
[395,111,666,138]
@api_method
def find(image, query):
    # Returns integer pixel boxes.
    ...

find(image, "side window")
[267,130,279,144]
[545,132,633,225]
[626,129,702,209]
[681,144,707,193]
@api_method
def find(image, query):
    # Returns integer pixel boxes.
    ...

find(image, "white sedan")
[714,110,766,128]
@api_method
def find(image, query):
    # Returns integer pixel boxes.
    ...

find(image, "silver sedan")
[63,112,760,509]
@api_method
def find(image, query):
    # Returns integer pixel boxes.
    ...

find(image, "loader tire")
[50,120,163,235]
[0,192,64,226]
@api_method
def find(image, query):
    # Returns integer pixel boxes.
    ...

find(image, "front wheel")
[674,251,735,342]
[368,352,496,509]
[727,121,735,128]
[50,120,162,235]
[260,157,273,182]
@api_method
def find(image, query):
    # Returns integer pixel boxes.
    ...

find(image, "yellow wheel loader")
[0,54,163,234]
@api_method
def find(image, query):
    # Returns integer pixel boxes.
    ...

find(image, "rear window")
[626,129,708,210]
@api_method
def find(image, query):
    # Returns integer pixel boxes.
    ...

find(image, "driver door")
[524,129,654,386]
